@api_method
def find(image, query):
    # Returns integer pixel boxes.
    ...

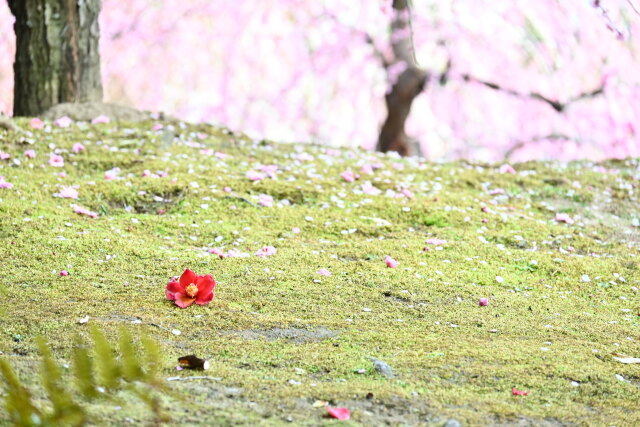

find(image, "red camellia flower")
[165,269,216,308]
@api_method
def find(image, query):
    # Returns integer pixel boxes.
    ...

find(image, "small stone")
[369,357,394,378]
[443,420,462,427]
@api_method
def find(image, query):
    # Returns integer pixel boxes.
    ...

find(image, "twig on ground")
[166,376,222,382]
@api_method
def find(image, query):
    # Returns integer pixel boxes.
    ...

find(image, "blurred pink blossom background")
[1,0,638,161]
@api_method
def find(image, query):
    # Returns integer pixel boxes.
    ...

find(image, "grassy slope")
[0,119,639,426]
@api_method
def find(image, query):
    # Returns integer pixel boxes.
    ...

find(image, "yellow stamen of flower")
[185,283,198,298]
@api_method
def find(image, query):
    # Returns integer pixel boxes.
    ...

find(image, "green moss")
[0,119,639,425]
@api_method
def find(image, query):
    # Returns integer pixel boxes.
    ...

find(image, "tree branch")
[504,133,591,160]
[459,73,604,113]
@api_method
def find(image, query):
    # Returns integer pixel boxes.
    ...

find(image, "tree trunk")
[9,0,103,117]
[377,0,428,156]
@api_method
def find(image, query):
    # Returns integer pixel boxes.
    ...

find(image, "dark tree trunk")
[9,0,103,117]
[377,0,428,156]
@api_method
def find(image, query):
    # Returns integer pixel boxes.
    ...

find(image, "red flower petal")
[174,293,196,308]
[196,274,216,296]
[179,268,197,287]
[512,387,528,396]
[326,406,350,420]
[195,291,214,305]
[165,281,183,301]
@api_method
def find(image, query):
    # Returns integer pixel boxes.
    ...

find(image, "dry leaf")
[178,355,210,370]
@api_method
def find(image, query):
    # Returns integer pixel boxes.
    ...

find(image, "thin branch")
[460,73,604,113]
[320,9,390,68]
[626,0,640,16]
[503,133,592,160]
[406,0,419,66]
[166,376,222,382]
[593,1,625,40]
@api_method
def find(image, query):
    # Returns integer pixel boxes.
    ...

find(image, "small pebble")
[369,357,394,378]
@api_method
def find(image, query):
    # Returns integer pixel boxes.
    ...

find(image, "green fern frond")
[36,337,86,426]
[0,358,42,426]
[90,326,120,389]
[119,327,143,382]
[1,327,168,425]
[72,335,98,400]
[140,333,163,385]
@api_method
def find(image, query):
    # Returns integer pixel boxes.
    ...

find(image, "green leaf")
[90,326,120,389]
[119,327,143,382]
[72,335,98,400]
[36,337,86,426]
[0,358,42,426]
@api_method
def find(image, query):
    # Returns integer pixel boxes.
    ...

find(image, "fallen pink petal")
[555,213,574,224]
[426,238,447,245]
[360,164,374,175]
[91,115,110,124]
[0,176,13,189]
[48,153,64,167]
[260,164,278,178]
[54,116,73,128]
[362,182,381,195]
[326,406,350,420]
[341,170,357,182]
[385,255,398,268]
[104,167,120,180]
[29,118,44,129]
[246,170,266,181]
[54,186,79,199]
[255,246,277,257]
[500,164,517,174]
[72,204,98,218]
[208,247,226,258]
[512,387,529,396]
[258,194,274,207]
[317,268,332,276]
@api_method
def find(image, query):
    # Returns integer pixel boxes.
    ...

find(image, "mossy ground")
[0,119,639,426]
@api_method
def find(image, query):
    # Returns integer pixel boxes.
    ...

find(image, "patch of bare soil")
[221,327,338,344]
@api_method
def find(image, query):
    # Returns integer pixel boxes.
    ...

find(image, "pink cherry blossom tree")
[0,0,638,161]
